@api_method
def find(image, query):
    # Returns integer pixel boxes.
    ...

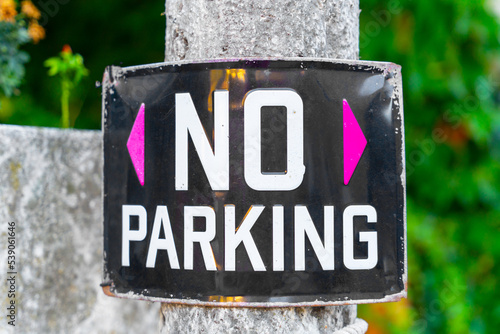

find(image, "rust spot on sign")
[102,285,116,298]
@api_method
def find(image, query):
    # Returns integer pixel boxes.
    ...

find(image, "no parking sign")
[102,59,406,306]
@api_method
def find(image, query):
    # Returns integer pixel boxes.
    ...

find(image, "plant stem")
[61,81,70,128]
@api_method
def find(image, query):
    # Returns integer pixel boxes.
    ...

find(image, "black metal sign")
[102,59,406,306]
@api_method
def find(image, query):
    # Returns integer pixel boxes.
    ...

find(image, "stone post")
[160,0,367,333]
[0,125,159,333]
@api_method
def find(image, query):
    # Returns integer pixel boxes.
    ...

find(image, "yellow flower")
[21,1,40,20]
[28,21,45,44]
[0,0,18,23]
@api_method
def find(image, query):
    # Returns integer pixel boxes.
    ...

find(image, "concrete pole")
[161,1,367,333]
[165,0,359,61]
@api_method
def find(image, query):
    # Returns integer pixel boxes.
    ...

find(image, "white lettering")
[273,205,284,271]
[122,205,147,267]
[225,205,266,271]
[184,206,217,271]
[294,206,335,270]
[244,89,305,191]
[120,204,381,272]
[175,91,229,191]
[146,206,180,269]
[343,205,378,270]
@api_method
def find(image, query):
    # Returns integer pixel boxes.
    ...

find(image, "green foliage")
[44,46,89,128]
[0,0,165,128]
[0,20,29,97]
[45,47,88,84]
[358,0,500,333]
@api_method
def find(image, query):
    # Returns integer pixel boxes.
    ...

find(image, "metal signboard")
[102,59,406,306]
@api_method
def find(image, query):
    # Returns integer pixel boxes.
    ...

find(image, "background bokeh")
[1,1,499,333]
[357,1,500,333]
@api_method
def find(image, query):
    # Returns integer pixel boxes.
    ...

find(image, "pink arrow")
[127,103,145,186]
[343,99,367,185]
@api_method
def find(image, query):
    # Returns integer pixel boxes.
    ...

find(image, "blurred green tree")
[358,1,500,333]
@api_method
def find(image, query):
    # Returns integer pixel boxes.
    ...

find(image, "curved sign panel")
[102,59,406,306]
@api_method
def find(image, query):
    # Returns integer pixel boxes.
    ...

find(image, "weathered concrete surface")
[162,0,366,332]
[0,125,159,333]
[160,304,368,334]
[165,0,359,61]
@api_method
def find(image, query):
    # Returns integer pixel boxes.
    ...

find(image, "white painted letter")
[184,206,217,271]
[146,206,180,269]
[294,206,335,270]
[225,205,266,271]
[343,205,378,270]
[244,89,305,191]
[176,91,229,190]
[122,205,147,267]
[273,205,284,271]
